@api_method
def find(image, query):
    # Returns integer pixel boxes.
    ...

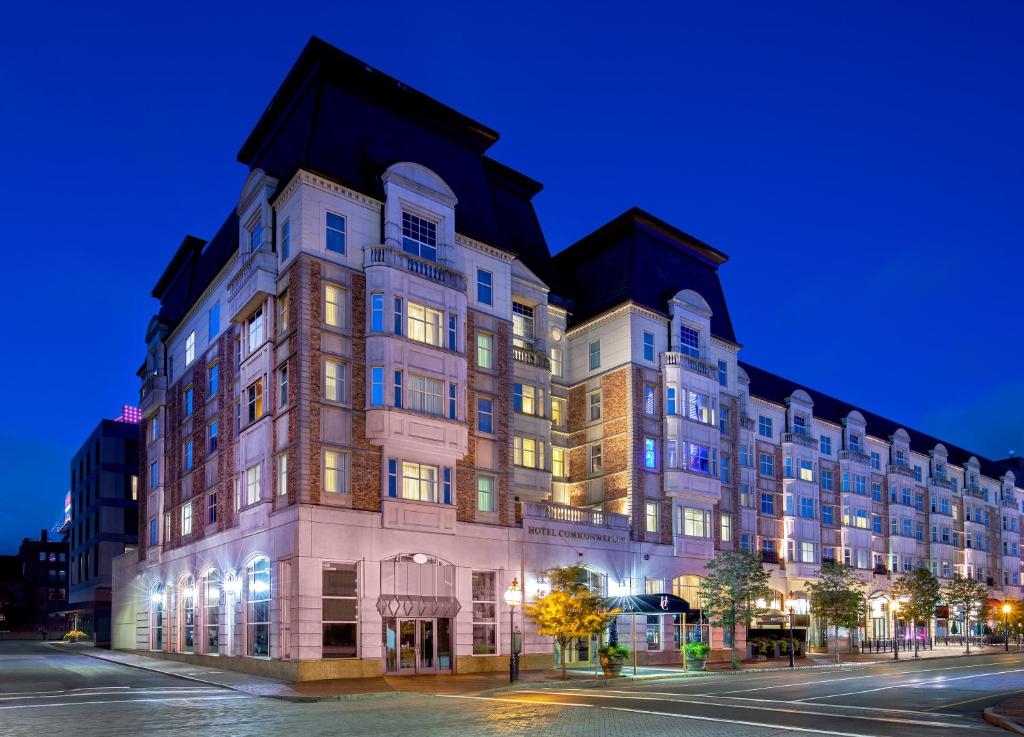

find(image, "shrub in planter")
[749,637,772,659]
[598,644,631,677]
[683,641,711,671]
[62,630,87,642]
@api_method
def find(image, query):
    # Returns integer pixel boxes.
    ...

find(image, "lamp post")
[1003,603,1012,652]
[890,599,900,660]
[786,592,796,668]
[504,578,522,683]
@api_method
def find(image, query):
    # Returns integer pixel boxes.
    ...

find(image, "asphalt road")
[1,640,1020,736]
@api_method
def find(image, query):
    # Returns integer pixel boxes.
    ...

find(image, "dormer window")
[402,212,437,262]
[793,415,807,435]
[848,433,862,453]
[512,302,534,349]
[895,449,906,466]
[248,219,262,251]
[680,324,700,358]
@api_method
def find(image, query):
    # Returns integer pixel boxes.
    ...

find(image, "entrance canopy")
[602,593,689,615]
[376,594,461,619]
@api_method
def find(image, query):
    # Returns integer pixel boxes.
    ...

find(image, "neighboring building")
[112,37,1023,677]
[18,530,69,635]
[0,554,25,631]
[68,408,140,645]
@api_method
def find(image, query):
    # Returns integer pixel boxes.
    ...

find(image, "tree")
[525,565,613,679]
[804,562,865,664]
[942,575,989,653]
[893,567,941,658]
[698,550,771,669]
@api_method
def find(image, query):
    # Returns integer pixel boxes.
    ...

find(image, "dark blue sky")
[2,1,1022,551]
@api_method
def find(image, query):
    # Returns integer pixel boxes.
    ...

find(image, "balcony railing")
[929,475,953,489]
[227,248,278,321]
[839,449,871,465]
[782,432,818,449]
[966,485,986,500]
[1002,499,1018,509]
[887,464,915,478]
[365,244,466,291]
[512,345,551,369]
[740,415,755,430]
[520,500,629,530]
[662,351,716,378]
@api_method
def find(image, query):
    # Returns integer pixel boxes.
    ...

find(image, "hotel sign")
[525,524,629,547]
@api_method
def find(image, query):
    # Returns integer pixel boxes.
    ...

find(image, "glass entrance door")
[384,618,453,674]
[398,619,417,672]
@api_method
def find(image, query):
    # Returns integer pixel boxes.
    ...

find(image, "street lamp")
[504,578,522,683]
[1003,603,1012,652]
[786,592,797,668]
[890,599,900,660]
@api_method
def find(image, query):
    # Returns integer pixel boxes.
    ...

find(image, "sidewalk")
[57,640,1020,703]
[986,696,1024,735]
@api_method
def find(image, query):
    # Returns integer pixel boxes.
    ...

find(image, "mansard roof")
[236,36,551,282]
[741,360,1017,483]
[152,211,239,331]
[551,207,736,342]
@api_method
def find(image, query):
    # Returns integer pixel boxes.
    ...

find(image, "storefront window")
[203,570,221,655]
[471,571,496,654]
[246,557,271,657]
[323,563,358,658]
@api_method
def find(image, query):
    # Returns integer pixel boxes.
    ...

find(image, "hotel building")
[112,37,1024,677]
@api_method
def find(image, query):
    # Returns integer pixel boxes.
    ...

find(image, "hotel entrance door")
[384,618,452,674]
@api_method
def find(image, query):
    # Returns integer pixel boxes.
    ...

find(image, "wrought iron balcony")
[365,244,466,291]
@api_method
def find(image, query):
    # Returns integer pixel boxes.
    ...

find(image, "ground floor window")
[179,575,196,653]
[203,570,221,655]
[323,562,358,658]
[246,557,271,657]
[471,571,497,654]
[151,583,164,650]
[646,615,662,650]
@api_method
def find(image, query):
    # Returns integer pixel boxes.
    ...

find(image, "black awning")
[375,595,462,619]
[602,593,689,615]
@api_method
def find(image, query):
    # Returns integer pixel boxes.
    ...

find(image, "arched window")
[203,570,222,655]
[178,575,196,653]
[246,557,271,657]
[151,583,165,651]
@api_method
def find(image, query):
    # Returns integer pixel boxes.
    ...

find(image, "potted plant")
[683,641,711,671]
[750,637,771,660]
[598,644,631,676]
[62,630,87,643]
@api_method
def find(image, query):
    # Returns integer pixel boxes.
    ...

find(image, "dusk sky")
[2,1,1022,551]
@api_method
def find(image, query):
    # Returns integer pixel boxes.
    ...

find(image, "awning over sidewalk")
[601,594,689,615]
[375,595,462,619]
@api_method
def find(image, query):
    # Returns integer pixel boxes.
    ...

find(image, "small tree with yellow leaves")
[525,564,614,679]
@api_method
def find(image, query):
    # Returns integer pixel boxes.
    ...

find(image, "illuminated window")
[799,460,814,482]
[550,347,563,377]
[246,557,270,657]
[278,289,290,333]
[552,447,567,478]
[512,302,534,348]
[646,502,659,533]
[644,385,656,415]
[477,476,495,512]
[681,507,711,538]
[278,455,287,497]
[325,360,345,402]
[407,374,443,416]
[407,302,443,346]
[476,332,493,369]
[514,384,538,415]
[401,462,438,502]
[721,513,732,542]
[514,437,538,468]
[551,397,565,427]
[644,438,657,469]
[247,379,263,423]
[185,331,195,366]
[246,464,261,505]
[325,285,344,328]
[324,451,348,494]
[181,503,192,536]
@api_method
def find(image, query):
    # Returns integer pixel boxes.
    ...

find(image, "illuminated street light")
[504,578,522,683]
[1003,603,1012,652]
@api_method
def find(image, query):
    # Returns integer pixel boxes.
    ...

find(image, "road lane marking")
[924,687,1024,712]
[0,686,132,696]
[0,695,250,710]
[799,667,1024,701]
[510,690,974,729]
[0,688,225,702]
[548,689,967,717]
[439,694,893,736]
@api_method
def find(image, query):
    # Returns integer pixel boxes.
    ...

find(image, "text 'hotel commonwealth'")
[111,36,1024,679]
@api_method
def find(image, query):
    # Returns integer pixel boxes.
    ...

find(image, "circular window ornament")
[551,328,563,342]
[411,553,429,565]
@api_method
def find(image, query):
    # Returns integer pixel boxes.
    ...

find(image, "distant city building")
[17,530,68,635]
[68,414,140,645]
[113,37,1023,678]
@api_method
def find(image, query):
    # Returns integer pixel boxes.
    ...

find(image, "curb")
[985,707,1024,735]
